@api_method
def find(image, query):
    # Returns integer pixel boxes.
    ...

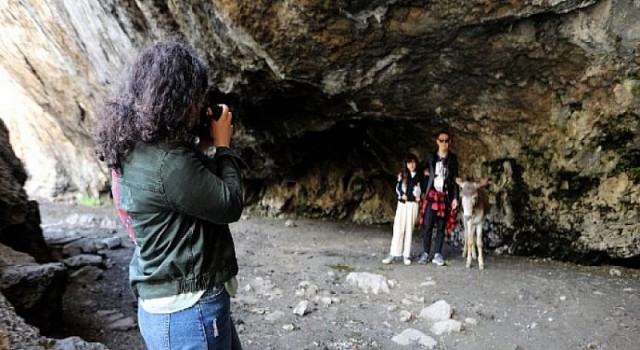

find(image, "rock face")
[0,1,638,264]
[0,120,52,262]
[0,119,68,333]
[0,292,108,350]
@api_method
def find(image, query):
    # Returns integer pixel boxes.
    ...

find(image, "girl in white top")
[382,154,422,265]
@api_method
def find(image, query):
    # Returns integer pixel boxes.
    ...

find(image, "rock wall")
[0,0,638,264]
[0,292,107,350]
[0,118,68,333]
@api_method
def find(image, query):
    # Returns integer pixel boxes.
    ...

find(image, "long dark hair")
[401,153,419,184]
[93,40,209,168]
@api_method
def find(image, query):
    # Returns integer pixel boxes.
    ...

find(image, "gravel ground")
[39,200,640,350]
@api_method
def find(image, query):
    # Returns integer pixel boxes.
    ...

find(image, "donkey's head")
[456,178,488,218]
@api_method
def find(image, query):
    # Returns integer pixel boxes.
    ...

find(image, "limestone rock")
[0,292,107,350]
[419,300,453,322]
[391,328,437,348]
[1,1,639,263]
[345,272,390,294]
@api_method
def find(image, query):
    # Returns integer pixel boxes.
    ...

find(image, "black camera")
[197,103,224,141]
[198,86,239,140]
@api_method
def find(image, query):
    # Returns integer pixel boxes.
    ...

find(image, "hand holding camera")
[198,89,235,147]
[210,104,232,148]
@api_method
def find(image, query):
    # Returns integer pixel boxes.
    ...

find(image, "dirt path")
[40,201,640,350]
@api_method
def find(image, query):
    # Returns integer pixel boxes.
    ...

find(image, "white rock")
[250,307,268,314]
[430,319,462,335]
[609,268,621,276]
[284,219,297,227]
[420,281,437,287]
[559,295,567,301]
[306,284,319,296]
[98,237,122,250]
[464,317,477,325]
[63,254,103,268]
[70,266,103,285]
[391,328,437,348]
[282,324,296,331]
[345,272,390,294]
[319,296,333,307]
[96,309,118,317]
[399,310,413,322]
[106,316,136,331]
[265,310,284,322]
[401,298,414,306]
[293,300,310,316]
[419,300,452,322]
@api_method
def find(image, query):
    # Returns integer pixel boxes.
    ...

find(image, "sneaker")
[417,252,430,265]
[382,255,396,264]
[403,257,411,266]
[432,253,445,266]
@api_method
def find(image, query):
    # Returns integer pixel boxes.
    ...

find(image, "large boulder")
[0,119,66,333]
[0,120,53,263]
[0,243,67,333]
[0,292,108,350]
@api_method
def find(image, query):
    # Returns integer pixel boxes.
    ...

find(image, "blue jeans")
[138,287,242,350]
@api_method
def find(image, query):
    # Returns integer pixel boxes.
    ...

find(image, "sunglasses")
[437,138,450,143]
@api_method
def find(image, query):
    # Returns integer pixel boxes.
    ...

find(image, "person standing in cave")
[93,40,244,349]
[382,153,423,266]
[417,129,459,266]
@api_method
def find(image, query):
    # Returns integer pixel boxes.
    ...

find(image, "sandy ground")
[39,201,640,350]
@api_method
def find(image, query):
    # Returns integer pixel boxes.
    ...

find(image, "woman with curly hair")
[94,40,244,349]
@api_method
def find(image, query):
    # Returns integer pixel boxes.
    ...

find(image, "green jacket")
[112,141,244,299]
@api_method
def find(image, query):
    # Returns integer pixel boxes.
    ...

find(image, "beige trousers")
[389,201,420,258]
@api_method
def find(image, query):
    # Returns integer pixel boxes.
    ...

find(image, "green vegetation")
[592,111,639,151]
[626,67,640,80]
[77,195,105,208]
[328,264,355,273]
[617,148,640,183]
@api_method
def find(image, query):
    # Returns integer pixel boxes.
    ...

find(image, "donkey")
[456,178,489,269]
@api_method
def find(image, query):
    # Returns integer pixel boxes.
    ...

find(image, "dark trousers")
[422,206,448,256]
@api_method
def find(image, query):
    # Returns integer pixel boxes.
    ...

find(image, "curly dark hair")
[93,40,209,168]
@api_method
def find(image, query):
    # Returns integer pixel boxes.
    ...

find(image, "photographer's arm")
[161,104,245,224]
[160,147,244,224]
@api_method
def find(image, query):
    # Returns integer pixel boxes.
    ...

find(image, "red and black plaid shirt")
[419,189,456,233]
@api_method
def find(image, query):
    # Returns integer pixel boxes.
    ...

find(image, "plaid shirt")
[419,189,456,233]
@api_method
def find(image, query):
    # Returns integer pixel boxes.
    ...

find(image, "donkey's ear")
[455,177,464,187]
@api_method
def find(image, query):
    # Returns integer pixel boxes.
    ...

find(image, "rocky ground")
[39,200,639,350]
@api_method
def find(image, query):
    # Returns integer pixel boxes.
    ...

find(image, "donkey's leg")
[476,224,484,270]
[470,224,477,260]
[461,219,468,258]
[465,226,473,268]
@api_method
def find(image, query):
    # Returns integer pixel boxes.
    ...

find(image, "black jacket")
[421,151,459,203]
[396,172,423,203]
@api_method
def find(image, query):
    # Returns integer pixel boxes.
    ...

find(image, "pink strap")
[111,169,137,244]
